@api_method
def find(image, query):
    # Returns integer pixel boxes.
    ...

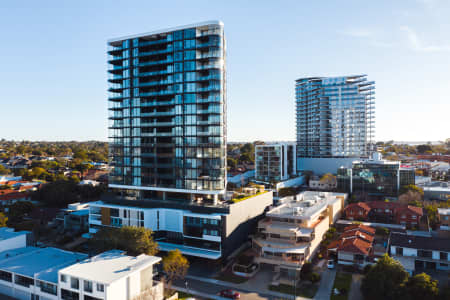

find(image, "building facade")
[58,250,163,300]
[107,21,226,202]
[390,232,450,274]
[295,75,375,174]
[255,143,296,183]
[252,191,347,285]
[337,152,415,199]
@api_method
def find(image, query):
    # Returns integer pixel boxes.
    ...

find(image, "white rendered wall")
[0,234,27,252]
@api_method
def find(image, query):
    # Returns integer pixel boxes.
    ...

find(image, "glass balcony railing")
[139,48,173,57]
[140,99,175,107]
[139,38,169,47]
[138,80,172,87]
[140,90,174,97]
[197,74,221,81]
[138,70,171,77]
[197,62,222,70]
[197,85,220,92]
[197,51,222,59]
[139,58,173,67]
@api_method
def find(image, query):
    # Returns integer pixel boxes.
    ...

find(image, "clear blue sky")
[1,0,449,142]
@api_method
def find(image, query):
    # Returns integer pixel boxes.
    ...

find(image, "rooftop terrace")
[268,191,345,220]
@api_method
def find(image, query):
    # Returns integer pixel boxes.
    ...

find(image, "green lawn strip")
[231,191,268,203]
[268,283,318,298]
[178,291,195,299]
[330,272,353,300]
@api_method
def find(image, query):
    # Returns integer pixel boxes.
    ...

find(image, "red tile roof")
[345,202,371,212]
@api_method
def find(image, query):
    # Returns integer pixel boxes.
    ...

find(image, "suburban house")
[344,201,424,229]
[389,232,450,274]
[252,191,347,286]
[327,224,376,268]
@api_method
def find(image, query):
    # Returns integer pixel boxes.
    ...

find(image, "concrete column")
[163,192,167,200]
[213,194,218,205]
[190,193,194,203]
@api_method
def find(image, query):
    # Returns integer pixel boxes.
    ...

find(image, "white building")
[255,142,296,183]
[58,250,163,300]
[252,191,347,285]
[0,227,31,252]
[390,232,450,274]
[0,247,87,300]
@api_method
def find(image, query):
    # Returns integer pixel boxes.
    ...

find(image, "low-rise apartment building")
[0,228,32,252]
[59,250,163,300]
[0,247,88,300]
[252,191,346,285]
[344,201,424,229]
[390,232,450,274]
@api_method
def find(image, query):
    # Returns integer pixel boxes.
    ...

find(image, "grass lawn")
[215,272,249,284]
[268,282,318,298]
[330,272,353,300]
[178,291,195,299]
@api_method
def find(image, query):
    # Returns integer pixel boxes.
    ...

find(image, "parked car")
[327,259,335,269]
[219,289,241,299]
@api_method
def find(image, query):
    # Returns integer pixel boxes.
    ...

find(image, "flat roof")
[438,208,450,215]
[0,247,87,283]
[59,250,161,285]
[0,227,29,241]
[108,20,223,43]
[267,191,345,220]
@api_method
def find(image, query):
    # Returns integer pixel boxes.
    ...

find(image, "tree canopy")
[90,226,158,256]
[163,249,189,290]
[361,254,409,300]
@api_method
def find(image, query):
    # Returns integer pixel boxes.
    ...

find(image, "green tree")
[405,273,439,300]
[361,254,409,300]
[163,249,189,292]
[91,226,158,256]
[0,165,10,175]
[417,144,433,154]
[227,157,237,169]
[278,187,297,197]
[399,185,424,197]
[0,212,8,227]
[320,173,337,188]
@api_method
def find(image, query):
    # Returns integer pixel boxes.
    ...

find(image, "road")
[174,276,311,300]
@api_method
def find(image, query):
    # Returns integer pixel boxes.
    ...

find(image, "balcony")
[139,38,169,47]
[141,110,175,117]
[141,100,175,107]
[139,58,173,67]
[197,62,222,70]
[140,90,175,97]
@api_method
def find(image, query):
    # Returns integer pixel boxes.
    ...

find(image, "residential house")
[327,224,376,268]
[390,232,450,274]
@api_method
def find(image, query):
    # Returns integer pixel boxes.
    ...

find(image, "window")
[97,283,104,292]
[440,252,448,260]
[60,274,67,283]
[401,214,406,219]
[84,280,93,293]
[397,247,403,256]
[0,270,12,282]
[71,277,79,289]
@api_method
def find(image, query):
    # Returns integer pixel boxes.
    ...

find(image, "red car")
[219,289,240,299]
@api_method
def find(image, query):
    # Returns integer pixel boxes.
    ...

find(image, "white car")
[327,260,335,269]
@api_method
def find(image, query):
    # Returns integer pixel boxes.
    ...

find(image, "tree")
[278,187,297,197]
[300,262,313,280]
[398,190,423,207]
[0,212,8,227]
[0,165,10,175]
[227,157,237,169]
[399,185,424,197]
[405,273,439,300]
[320,173,337,187]
[375,227,389,236]
[91,226,158,256]
[417,144,432,154]
[163,249,189,292]
[361,254,409,300]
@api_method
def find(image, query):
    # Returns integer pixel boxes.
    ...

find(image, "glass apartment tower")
[295,75,375,158]
[107,21,226,202]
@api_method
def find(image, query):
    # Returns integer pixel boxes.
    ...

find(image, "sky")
[0,0,449,142]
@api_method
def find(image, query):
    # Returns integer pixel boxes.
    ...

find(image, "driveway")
[314,269,336,300]
[348,274,363,300]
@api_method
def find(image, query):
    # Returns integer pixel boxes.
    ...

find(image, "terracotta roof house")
[344,201,424,229]
[328,224,377,268]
